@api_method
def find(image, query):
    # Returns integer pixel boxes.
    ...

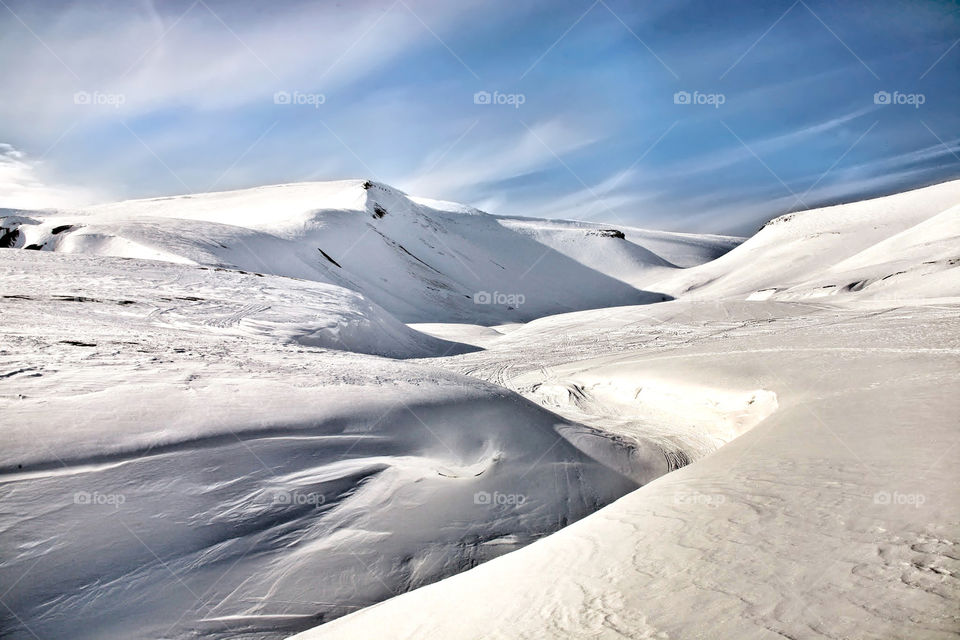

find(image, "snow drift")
[0,249,638,640]
[0,250,473,359]
[294,296,960,640]
[288,180,960,640]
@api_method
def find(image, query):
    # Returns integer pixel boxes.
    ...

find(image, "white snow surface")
[292,180,960,640]
[0,180,739,324]
[652,179,960,302]
[0,250,638,640]
[0,251,473,360]
[2,178,959,640]
[296,300,960,640]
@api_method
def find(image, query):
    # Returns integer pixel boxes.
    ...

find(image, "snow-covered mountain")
[0,180,740,324]
[290,180,960,640]
[652,179,960,302]
[2,178,958,640]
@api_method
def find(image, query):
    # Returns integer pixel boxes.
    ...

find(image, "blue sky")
[0,0,957,234]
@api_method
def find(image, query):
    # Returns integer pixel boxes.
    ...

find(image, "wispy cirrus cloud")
[0,0,484,131]
[0,0,957,232]
[398,117,600,199]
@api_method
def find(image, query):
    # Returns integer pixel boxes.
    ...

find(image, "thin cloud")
[398,118,601,199]
[0,143,102,210]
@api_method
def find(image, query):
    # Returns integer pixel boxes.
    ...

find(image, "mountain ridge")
[0,179,740,324]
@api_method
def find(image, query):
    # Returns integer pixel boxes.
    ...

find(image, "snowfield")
[0,180,739,324]
[307,300,959,640]
[0,250,640,640]
[0,251,474,360]
[1,179,958,640]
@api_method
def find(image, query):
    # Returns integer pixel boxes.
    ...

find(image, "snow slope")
[652,179,960,302]
[0,249,640,640]
[3,179,959,640]
[292,182,960,640]
[0,251,472,359]
[295,299,960,640]
[0,181,740,324]
[495,215,741,280]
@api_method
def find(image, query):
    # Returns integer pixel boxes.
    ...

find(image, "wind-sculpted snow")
[0,180,739,324]
[0,250,639,640]
[3,179,960,640]
[294,301,960,640]
[0,250,471,359]
[295,183,960,640]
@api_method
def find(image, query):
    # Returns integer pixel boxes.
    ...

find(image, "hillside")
[289,180,960,640]
[651,179,960,302]
[2,179,958,640]
[0,180,740,324]
[0,248,638,640]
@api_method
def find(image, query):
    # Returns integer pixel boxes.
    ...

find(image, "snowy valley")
[1,179,958,639]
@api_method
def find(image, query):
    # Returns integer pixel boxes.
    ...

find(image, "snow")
[406,323,507,348]
[652,179,960,302]
[0,180,740,324]
[294,300,960,640]
[496,215,742,270]
[2,178,959,640]
[290,180,960,640]
[0,249,638,640]
[0,251,469,360]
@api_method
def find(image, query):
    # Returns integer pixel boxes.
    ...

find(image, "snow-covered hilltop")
[652,179,960,302]
[1,179,958,640]
[0,180,740,324]
[0,182,739,639]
